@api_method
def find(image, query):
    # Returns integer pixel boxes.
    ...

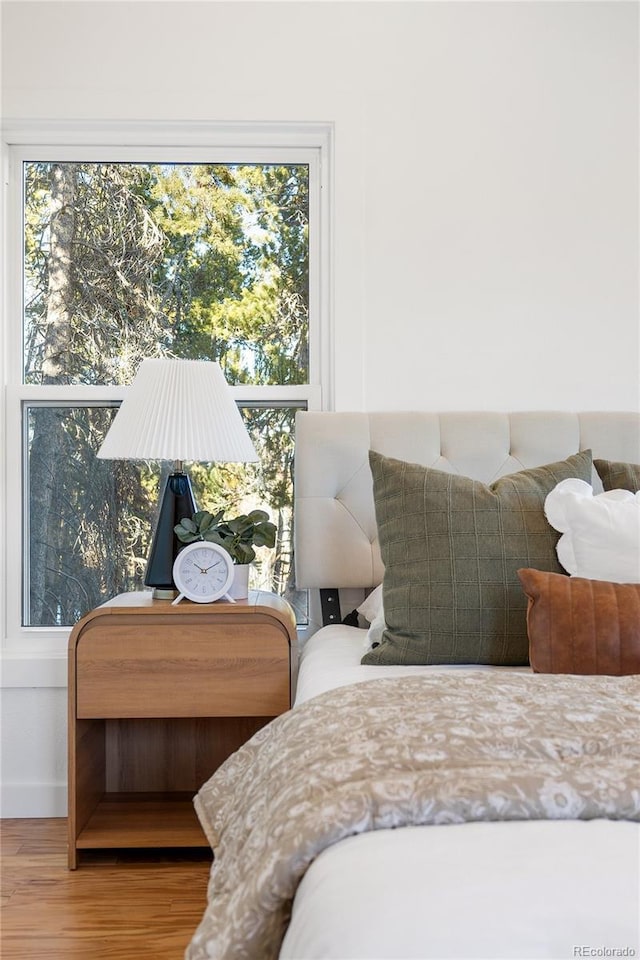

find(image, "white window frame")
[1,121,332,665]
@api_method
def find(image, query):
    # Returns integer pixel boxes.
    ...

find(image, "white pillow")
[544,478,640,583]
[363,611,386,654]
[357,585,387,653]
[356,583,384,624]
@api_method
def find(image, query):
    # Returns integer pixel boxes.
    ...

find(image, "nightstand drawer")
[75,615,291,718]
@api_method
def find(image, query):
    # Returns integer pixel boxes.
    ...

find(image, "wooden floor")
[1,818,212,959]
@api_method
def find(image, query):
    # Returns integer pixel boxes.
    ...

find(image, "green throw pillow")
[362,449,594,667]
[594,459,640,494]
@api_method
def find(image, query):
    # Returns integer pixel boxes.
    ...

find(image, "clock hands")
[198,562,220,574]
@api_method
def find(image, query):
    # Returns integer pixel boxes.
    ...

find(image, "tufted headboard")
[294,410,640,591]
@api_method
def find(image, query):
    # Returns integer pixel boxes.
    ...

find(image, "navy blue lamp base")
[144,472,197,597]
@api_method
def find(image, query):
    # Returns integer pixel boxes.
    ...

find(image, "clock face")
[173,542,234,603]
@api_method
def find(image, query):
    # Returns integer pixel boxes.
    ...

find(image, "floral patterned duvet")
[186,672,640,960]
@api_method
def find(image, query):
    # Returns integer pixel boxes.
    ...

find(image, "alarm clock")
[171,541,235,605]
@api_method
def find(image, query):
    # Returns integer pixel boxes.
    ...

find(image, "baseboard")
[0,781,67,818]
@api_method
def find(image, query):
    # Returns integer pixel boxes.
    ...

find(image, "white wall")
[3,0,639,412]
[1,0,638,816]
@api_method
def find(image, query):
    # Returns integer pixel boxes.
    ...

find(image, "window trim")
[1,120,331,656]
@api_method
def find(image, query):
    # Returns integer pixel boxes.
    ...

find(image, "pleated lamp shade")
[97,358,258,464]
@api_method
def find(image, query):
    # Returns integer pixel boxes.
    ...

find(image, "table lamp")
[97,358,258,598]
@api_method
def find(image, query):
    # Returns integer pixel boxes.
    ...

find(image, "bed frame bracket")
[320,589,341,627]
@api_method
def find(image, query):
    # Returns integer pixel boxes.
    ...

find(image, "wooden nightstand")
[67,590,297,869]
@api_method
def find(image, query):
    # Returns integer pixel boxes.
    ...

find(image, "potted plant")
[174,509,277,599]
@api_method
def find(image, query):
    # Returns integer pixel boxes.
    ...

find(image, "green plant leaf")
[193,510,213,531]
[202,530,228,548]
[252,522,276,548]
[227,517,249,534]
[174,527,199,544]
[246,509,269,524]
[235,542,255,564]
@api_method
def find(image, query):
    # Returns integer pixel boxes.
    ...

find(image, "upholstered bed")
[186,411,640,960]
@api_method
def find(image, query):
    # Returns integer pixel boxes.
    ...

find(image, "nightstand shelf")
[68,590,297,868]
[75,794,203,849]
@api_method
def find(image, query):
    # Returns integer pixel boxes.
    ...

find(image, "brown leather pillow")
[517,568,640,676]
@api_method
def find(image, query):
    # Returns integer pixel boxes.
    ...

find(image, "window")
[3,124,329,646]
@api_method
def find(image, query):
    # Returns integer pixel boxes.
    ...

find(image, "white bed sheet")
[294,624,530,705]
[281,820,640,960]
[286,626,640,960]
